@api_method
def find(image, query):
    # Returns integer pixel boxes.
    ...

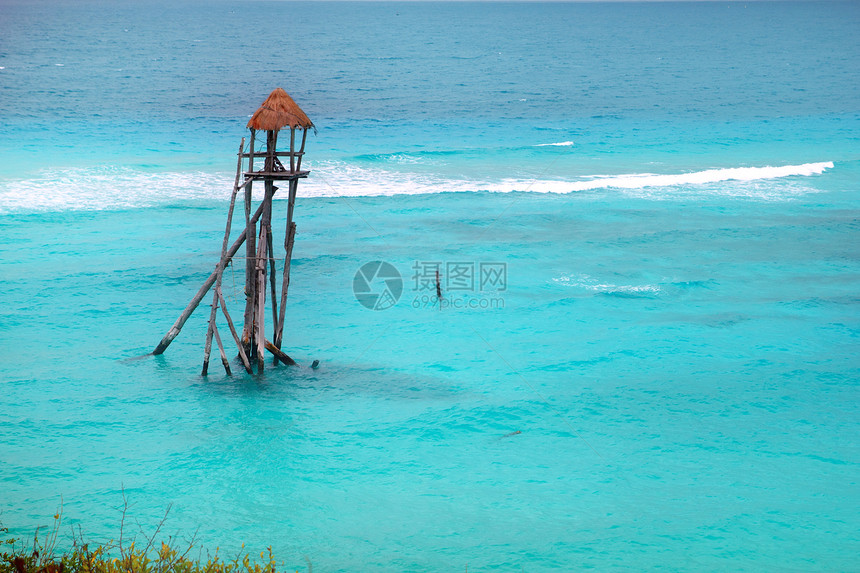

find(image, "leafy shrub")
[1,502,296,573]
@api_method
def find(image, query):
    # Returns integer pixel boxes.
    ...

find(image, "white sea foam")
[516,161,834,193]
[384,154,433,165]
[0,166,233,213]
[535,141,575,147]
[304,160,833,199]
[553,273,662,296]
[0,161,834,212]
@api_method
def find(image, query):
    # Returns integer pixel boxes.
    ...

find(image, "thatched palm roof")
[247,88,313,131]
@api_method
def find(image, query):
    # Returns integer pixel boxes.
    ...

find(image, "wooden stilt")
[203,138,246,376]
[212,323,231,376]
[287,174,298,226]
[243,200,257,353]
[264,340,296,366]
[217,287,252,374]
[289,128,296,173]
[266,222,279,344]
[274,220,296,350]
[296,128,307,172]
[274,178,299,349]
[254,236,267,371]
[265,130,278,171]
[254,184,274,371]
[202,300,215,376]
[242,129,257,354]
[152,199,266,355]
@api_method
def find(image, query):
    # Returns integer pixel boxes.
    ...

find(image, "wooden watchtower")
[152,88,313,375]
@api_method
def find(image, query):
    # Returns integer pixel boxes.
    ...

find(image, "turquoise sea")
[1,1,858,570]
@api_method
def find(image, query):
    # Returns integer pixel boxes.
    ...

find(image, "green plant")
[1,499,297,573]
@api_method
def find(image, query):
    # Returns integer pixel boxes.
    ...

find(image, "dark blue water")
[1,2,858,571]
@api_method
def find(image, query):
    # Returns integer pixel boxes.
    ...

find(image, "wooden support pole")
[274,178,299,350]
[203,138,245,376]
[265,130,278,171]
[242,129,257,353]
[152,200,267,355]
[247,127,256,173]
[212,323,232,376]
[274,221,296,350]
[264,340,297,366]
[254,183,274,371]
[217,287,252,374]
[286,176,298,226]
[243,203,257,351]
[296,128,307,172]
[289,128,296,173]
[255,231,267,371]
[266,221,278,340]
[202,299,215,375]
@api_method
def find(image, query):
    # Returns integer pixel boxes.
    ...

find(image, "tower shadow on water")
[152,88,314,375]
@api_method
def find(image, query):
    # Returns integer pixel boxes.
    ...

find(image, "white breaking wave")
[304,160,833,198]
[535,141,575,147]
[553,273,662,296]
[0,166,233,212]
[510,161,834,193]
[0,161,834,212]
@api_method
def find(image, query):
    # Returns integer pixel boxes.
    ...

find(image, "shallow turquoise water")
[1,1,859,571]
